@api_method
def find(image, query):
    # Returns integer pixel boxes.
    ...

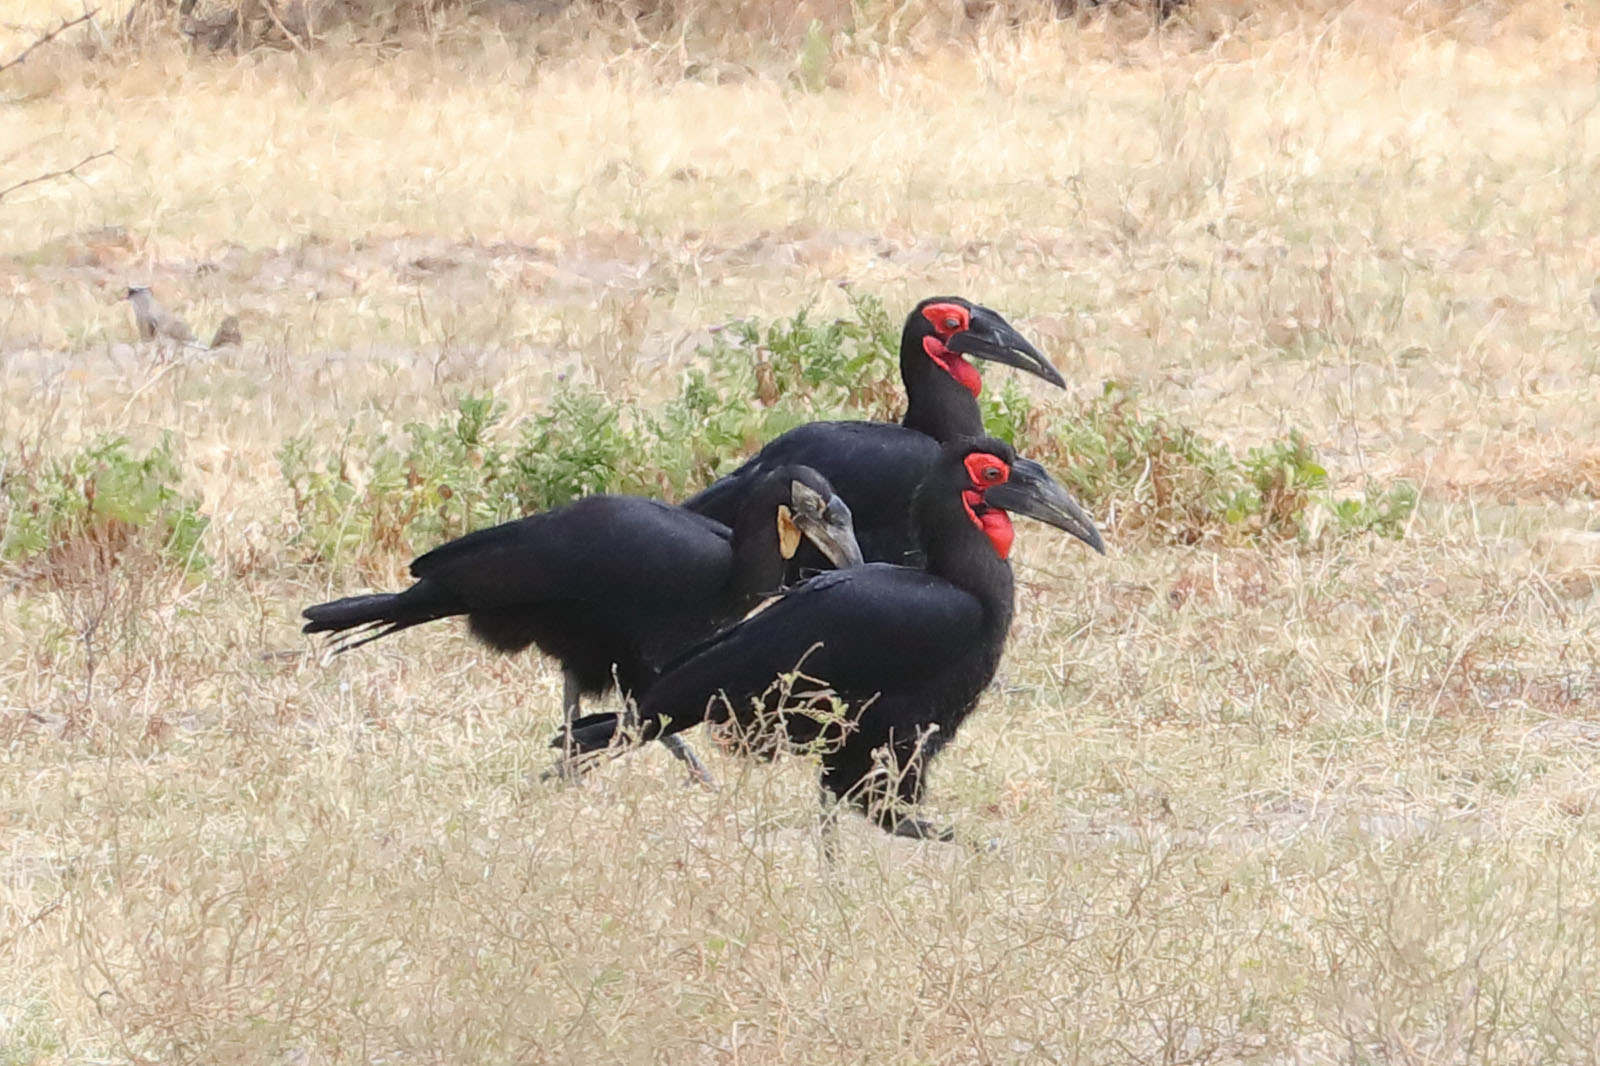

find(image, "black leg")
[561,669,582,724]
[541,669,588,783]
[828,729,960,845]
[661,733,715,789]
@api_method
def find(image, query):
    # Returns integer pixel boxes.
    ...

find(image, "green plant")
[1226,432,1328,538]
[999,382,1418,546]
[508,383,632,509]
[278,300,1418,565]
[0,434,209,574]
[279,392,523,568]
[1328,481,1419,539]
[793,19,832,93]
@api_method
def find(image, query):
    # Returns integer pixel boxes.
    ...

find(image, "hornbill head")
[774,466,864,569]
[950,438,1106,557]
[909,297,1066,396]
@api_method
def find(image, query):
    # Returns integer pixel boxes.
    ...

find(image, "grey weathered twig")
[0,12,111,204]
[0,148,114,203]
[0,9,96,76]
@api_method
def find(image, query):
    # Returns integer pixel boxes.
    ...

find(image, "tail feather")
[552,711,661,754]
[301,590,456,652]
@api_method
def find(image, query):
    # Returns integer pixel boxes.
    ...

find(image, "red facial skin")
[960,452,1015,558]
[920,302,982,398]
[923,337,983,397]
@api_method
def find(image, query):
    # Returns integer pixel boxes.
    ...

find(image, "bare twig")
[0,894,65,952]
[262,0,311,55]
[0,9,96,76]
[0,148,114,203]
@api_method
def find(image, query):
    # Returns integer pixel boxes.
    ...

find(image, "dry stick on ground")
[0,11,113,204]
[0,10,97,76]
[0,149,115,204]
[261,0,312,55]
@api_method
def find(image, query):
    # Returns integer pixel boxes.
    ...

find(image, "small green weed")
[793,19,833,93]
[0,434,209,575]
[279,394,522,569]
[1015,383,1417,545]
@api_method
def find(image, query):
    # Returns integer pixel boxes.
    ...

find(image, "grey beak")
[946,306,1066,390]
[794,494,865,569]
[984,457,1105,554]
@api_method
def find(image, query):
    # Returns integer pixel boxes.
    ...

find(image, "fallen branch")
[0,148,114,203]
[0,9,96,76]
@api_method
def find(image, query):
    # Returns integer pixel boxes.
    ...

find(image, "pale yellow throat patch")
[776,505,801,559]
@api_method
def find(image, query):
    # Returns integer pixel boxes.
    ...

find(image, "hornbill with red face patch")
[683,297,1069,568]
[560,437,1103,840]
[301,466,862,778]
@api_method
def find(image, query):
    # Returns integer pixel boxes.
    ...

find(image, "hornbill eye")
[921,302,971,337]
[963,452,1010,488]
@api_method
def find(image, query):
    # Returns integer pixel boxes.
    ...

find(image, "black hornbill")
[683,297,1071,567]
[301,466,863,777]
[559,437,1103,841]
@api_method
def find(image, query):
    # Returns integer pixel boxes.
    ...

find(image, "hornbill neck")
[912,489,1015,627]
[727,502,790,605]
[899,335,985,441]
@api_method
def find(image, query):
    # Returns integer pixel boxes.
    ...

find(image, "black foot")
[539,737,602,784]
[885,816,957,843]
[661,734,715,789]
[538,756,585,784]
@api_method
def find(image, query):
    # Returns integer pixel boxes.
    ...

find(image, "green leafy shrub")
[1014,383,1417,545]
[0,434,209,575]
[278,296,899,565]
[278,294,1417,564]
[1328,481,1419,539]
[280,394,523,568]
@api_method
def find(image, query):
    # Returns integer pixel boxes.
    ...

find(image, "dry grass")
[5,1,1600,1062]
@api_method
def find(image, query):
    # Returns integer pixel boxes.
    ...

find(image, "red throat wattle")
[962,490,1015,558]
[961,451,1013,557]
[923,336,983,397]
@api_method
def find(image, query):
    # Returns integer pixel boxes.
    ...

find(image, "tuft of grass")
[0,434,210,577]
[793,18,833,93]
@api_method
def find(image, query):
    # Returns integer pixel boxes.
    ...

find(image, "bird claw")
[661,735,716,789]
[537,760,581,785]
[538,748,603,785]
[886,817,957,843]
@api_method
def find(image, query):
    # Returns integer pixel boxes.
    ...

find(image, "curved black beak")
[985,456,1105,554]
[947,306,1065,390]
[790,489,865,569]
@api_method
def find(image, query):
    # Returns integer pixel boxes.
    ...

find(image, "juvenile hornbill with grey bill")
[301,466,862,778]
[560,436,1103,841]
[683,297,1070,568]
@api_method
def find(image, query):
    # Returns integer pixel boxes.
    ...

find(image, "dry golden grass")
[4,2,1600,1062]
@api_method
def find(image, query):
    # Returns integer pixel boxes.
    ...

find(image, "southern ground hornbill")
[683,297,1067,568]
[301,466,862,779]
[560,437,1104,841]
